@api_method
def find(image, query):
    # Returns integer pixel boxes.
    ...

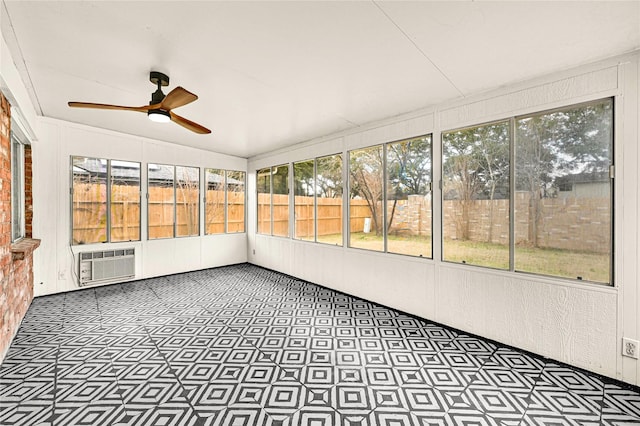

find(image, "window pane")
[442,122,510,269]
[316,154,343,246]
[294,160,315,241]
[110,160,140,242]
[386,135,432,258]
[72,157,107,244]
[515,99,612,283]
[227,171,245,233]
[349,145,383,251]
[205,169,225,234]
[176,166,200,237]
[272,164,289,237]
[148,163,175,239]
[257,168,271,235]
[11,136,24,242]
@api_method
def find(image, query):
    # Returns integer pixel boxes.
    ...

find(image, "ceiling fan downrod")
[149,71,170,105]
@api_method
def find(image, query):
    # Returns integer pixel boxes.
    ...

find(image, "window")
[11,132,25,242]
[148,164,175,239]
[294,159,315,241]
[440,98,613,284]
[72,157,141,244]
[349,145,384,251]
[292,154,343,244]
[257,167,271,235]
[205,169,225,234]
[442,122,510,269]
[386,135,432,257]
[515,99,612,283]
[226,171,246,233]
[348,135,432,256]
[272,165,289,237]
[205,169,245,234]
[110,160,141,242]
[316,154,343,245]
[148,164,200,239]
[176,166,200,237]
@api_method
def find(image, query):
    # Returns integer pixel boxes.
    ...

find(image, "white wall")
[247,53,640,385]
[32,118,248,296]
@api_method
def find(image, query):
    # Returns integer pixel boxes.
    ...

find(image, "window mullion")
[224,170,228,234]
[173,166,178,238]
[382,144,388,254]
[106,160,112,242]
[509,118,516,272]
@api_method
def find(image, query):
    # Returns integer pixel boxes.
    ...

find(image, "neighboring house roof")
[72,158,243,186]
[555,171,609,186]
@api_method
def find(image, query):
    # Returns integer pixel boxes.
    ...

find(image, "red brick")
[0,92,35,362]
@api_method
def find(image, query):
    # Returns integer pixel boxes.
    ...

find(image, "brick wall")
[0,92,37,362]
[24,145,32,238]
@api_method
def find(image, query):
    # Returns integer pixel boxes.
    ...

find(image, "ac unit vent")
[78,248,135,287]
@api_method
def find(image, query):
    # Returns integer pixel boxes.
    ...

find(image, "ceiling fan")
[68,71,211,134]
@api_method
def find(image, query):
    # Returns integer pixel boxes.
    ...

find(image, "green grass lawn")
[315,232,609,284]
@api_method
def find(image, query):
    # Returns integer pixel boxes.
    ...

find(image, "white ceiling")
[1,1,639,158]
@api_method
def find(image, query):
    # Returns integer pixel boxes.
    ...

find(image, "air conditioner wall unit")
[78,248,135,287]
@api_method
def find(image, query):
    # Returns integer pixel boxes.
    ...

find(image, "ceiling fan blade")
[160,87,198,110]
[68,101,158,112]
[170,111,211,134]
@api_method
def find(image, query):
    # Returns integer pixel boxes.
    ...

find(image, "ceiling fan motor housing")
[149,71,170,105]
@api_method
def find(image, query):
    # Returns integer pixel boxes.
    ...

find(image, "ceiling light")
[148,109,171,123]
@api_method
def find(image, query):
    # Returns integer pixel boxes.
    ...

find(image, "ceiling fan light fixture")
[148,109,171,123]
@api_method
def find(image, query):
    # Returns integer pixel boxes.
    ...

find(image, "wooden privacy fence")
[258,194,397,237]
[73,184,245,243]
[259,194,356,236]
[76,184,609,253]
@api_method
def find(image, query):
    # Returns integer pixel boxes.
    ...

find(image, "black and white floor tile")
[1,264,640,425]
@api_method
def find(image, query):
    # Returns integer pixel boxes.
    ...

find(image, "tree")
[442,122,509,241]
[349,146,384,235]
[293,160,314,197]
[515,100,612,247]
[316,154,343,198]
[386,136,432,231]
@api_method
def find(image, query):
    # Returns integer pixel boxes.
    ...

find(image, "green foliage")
[515,99,612,195]
[349,145,384,234]
[316,154,343,198]
[294,160,314,197]
[442,121,510,201]
[386,136,432,200]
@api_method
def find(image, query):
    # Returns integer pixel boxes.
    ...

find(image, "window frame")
[204,168,246,235]
[71,156,142,245]
[347,134,433,258]
[513,97,614,285]
[147,163,175,240]
[175,165,200,238]
[11,131,26,243]
[440,119,511,270]
[256,165,290,238]
[109,159,142,243]
[225,170,246,234]
[256,167,273,235]
[147,163,201,240]
[315,153,344,247]
[440,97,614,285]
[293,158,316,242]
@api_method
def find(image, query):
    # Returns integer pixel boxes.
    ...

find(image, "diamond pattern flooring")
[1,263,640,425]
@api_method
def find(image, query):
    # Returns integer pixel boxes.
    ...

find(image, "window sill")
[11,238,41,261]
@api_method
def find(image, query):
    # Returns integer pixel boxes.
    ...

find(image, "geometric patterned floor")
[1,264,640,426]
